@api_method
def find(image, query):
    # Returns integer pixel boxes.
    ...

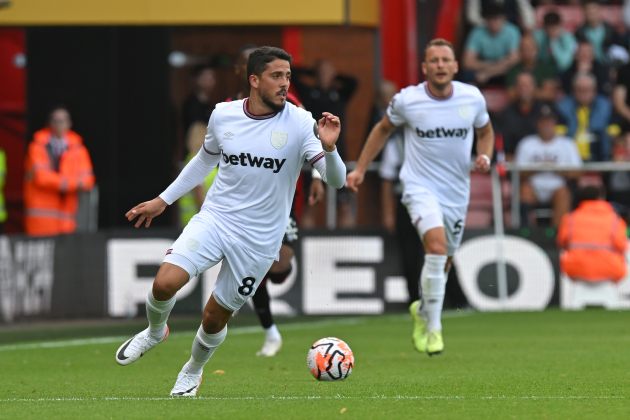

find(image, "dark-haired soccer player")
[226,44,326,357]
[347,39,494,356]
[115,47,346,396]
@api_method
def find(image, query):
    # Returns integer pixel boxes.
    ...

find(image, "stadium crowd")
[19,0,630,237]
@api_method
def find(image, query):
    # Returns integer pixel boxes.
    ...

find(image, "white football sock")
[146,291,176,338]
[419,254,448,332]
[265,324,281,341]
[183,324,227,376]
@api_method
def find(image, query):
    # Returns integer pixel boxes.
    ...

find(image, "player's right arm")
[346,115,397,193]
[348,90,405,192]
[126,112,221,228]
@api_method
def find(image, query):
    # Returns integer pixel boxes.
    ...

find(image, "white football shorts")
[163,212,275,312]
[402,189,468,256]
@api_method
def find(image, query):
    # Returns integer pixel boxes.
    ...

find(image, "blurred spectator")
[575,0,623,65]
[534,11,577,73]
[506,36,558,100]
[557,72,612,161]
[561,41,611,95]
[557,186,628,283]
[466,0,536,31]
[624,0,630,30]
[612,61,630,132]
[462,3,521,85]
[0,148,6,233]
[605,135,630,217]
[24,106,95,236]
[368,80,399,162]
[182,65,216,136]
[227,43,258,101]
[178,122,218,227]
[378,136,469,308]
[292,60,357,228]
[499,72,543,159]
[291,60,357,161]
[515,103,582,227]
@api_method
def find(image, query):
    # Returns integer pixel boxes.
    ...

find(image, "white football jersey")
[514,134,583,196]
[387,81,490,207]
[199,99,326,257]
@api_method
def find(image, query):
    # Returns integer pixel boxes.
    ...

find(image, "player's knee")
[424,238,447,255]
[266,264,292,284]
[202,308,229,334]
[152,279,179,301]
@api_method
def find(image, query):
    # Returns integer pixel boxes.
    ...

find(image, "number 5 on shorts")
[238,277,255,296]
[453,219,463,235]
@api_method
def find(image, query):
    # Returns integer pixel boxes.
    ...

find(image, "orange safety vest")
[24,128,95,236]
[557,200,628,282]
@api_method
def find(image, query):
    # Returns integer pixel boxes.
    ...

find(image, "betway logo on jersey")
[415,127,469,139]
[222,151,286,173]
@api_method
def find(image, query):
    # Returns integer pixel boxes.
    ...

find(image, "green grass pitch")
[0,310,629,419]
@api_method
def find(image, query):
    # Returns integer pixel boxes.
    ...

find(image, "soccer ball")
[307,337,354,381]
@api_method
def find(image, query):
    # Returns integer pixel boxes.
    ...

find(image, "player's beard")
[262,90,287,113]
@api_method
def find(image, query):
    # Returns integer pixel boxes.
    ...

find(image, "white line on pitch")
[0,311,474,352]
[0,395,625,403]
[0,317,367,352]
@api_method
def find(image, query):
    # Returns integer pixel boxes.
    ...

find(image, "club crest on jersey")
[271,131,288,149]
[457,106,471,120]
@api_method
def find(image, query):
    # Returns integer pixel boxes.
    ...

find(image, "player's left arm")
[308,112,346,189]
[474,122,494,173]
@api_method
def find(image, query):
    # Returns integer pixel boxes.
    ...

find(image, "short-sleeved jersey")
[514,134,583,194]
[200,99,324,257]
[387,81,490,207]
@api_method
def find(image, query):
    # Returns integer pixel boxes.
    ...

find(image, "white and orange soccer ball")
[307,337,354,381]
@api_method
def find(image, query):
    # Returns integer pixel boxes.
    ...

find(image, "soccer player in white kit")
[347,39,495,356]
[114,47,346,396]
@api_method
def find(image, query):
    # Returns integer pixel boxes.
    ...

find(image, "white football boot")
[256,336,282,357]
[115,326,169,366]
[170,371,203,396]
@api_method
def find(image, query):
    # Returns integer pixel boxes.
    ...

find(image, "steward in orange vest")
[24,107,95,236]
[557,186,628,282]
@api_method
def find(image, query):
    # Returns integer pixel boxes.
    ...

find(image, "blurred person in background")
[466,0,536,31]
[534,11,577,73]
[604,135,630,220]
[292,60,357,227]
[575,0,622,65]
[515,103,582,227]
[612,60,630,133]
[0,148,6,233]
[226,44,325,357]
[462,3,521,85]
[505,36,558,101]
[177,122,218,227]
[557,185,628,283]
[348,38,494,357]
[498,72,544,159]
[182,65,216,136]
[24,106,94,236]
[557,72,613,161]
[561,41,611,95]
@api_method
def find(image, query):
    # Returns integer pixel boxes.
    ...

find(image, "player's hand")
[346,170,365,193]
[309,178,326,205]
[126,197,168,228]
[475,154,491,173]
[318,112,341,152]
